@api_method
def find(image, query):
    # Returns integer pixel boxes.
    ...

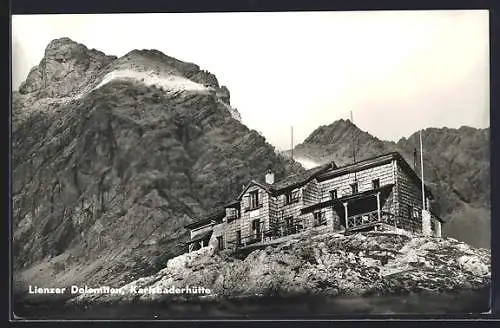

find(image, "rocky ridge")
[14,38,241,123]
[70,227,490,305]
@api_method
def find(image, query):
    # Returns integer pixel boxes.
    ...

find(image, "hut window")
[313,211,327,227]
[283,216,296,234]
[372,179,380,189]
[227,207,239,221]
[285,189,300,205]
[249,190,260,209]
[330,189,338,199]
[350,183,358,194]
[409,205,419,219]
[217,236,224,250]
[236,230,242,246]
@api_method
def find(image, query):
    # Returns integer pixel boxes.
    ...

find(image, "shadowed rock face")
[286,119,490,249]
[13,38,303,293]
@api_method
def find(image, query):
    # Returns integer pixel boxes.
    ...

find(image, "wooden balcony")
[345,210,396,233]
[226,221,306,251]
[346,210,379,228]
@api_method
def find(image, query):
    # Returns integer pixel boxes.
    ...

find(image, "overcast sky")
[12,11,489,150]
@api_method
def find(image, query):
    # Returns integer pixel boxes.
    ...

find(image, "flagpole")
[350,111,356,164]
[351,111,357,183]
[291,126,294,161]
[419,130,426,210]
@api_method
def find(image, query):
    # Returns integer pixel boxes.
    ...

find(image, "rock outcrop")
[70,227,490,305]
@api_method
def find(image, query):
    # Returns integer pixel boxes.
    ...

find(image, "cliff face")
[287,120,490,249]
[13,38,303,292]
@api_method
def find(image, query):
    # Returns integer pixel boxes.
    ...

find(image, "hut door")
[251,219,261,240]
[236,230,242,246]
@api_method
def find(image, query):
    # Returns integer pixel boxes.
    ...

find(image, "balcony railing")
[346,210,379,228]
[226,223,306,250]
[346,210,396,230]
[227,232,263,249]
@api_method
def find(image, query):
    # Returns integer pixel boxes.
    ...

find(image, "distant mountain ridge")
[284,119,490,249]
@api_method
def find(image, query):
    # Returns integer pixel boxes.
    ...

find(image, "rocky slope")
[70,227,490,306]
[13,38,304,294]
[286,119,490,249]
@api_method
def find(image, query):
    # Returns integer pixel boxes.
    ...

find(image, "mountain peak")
[44,37,80,51]
[301,119,362,146]
[331,118,358,129]
[16,38,242,121]
[42,37,116,65]
[18,37,117,96]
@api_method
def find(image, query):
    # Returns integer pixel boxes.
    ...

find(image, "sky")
[11,10,490,150]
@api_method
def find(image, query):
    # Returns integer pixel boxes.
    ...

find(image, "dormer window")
[285,189,300,205]
[226,207,240,222]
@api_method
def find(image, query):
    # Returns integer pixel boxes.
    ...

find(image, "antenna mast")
[351,111,357,183]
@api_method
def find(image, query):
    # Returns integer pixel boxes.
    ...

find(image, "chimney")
[265,169,275,184]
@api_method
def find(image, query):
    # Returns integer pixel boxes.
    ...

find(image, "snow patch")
[91,69,212,94]
[294,157,320,169]
[82,69,241,121]
[219,101,241,122]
